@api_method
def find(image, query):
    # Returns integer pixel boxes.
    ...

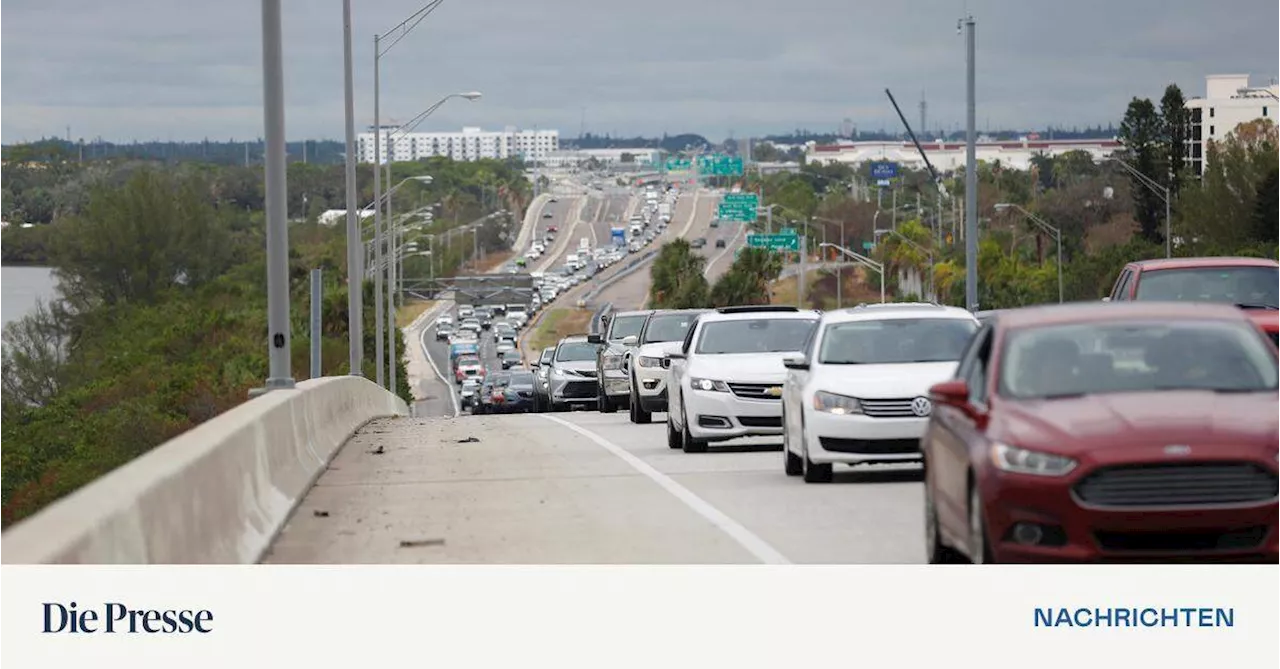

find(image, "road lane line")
[420,322,461,417]
[539,414,792,565]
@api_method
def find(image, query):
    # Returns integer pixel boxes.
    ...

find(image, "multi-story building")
[1184,74,1277,177]
[805,138,1121,172]
[356,126,559,164]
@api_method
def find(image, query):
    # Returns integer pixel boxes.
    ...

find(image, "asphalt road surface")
[264,411,925,564]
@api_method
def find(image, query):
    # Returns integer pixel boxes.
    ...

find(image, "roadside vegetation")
[652,86,1277,310]
[0,150,532,527]
[527,307,594,351]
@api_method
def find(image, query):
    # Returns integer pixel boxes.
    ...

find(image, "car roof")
[996,301,1255,329]
[613,310,654,318]
[1129,256,1279,270]
[822,302,977,324]
[559,334,590,344]
[697,308,821,323]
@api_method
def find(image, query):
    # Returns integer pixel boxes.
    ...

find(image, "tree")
[1160,84,1189,197]
[709,248,782,306]
[648,240,708,308]
[1253,167,1279,244]
[1118,97,1166,244]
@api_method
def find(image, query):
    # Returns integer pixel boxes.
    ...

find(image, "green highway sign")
[717,193,759,222]
[863,241,874,250]
[779,227,797,236]
[722,192,759,206]
[664,158,692,171]
[747,233,800,251]
[697,154,744,176]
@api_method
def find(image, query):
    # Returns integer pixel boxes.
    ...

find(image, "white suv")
[624,308,708,423]
[780,303,979,483]
[666,306,820,453]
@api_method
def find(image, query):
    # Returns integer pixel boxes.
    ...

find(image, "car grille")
[738,416,782,428]
[818,437,921,455]
[1094,526,1268,553]
[560,381,596,399]
[727,382,782,401]
[563,369,596,379]
[1073,462,1279,508]
[859,398,921,418]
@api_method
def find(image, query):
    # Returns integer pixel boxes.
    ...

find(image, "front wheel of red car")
[967,485,995,564]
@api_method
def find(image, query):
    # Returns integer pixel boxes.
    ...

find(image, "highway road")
[264,411,925,564]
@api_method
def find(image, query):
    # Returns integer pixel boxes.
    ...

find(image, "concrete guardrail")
[2,377,409,564]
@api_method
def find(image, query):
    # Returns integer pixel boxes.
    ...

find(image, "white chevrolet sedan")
[666,306,820,453]
[780,303,979,482]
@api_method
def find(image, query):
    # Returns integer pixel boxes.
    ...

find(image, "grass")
[396,300,436,328]
[770,266,883,309]
[527,307,593,351]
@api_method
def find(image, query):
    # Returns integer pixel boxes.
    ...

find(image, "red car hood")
[993,391,1279,458]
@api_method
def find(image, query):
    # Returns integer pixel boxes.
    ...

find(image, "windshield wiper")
[1035,392,1086,400]
[1235,303,1278,310]
[821,361,866,365]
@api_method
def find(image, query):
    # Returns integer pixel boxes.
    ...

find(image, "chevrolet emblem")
[765,386,783,397]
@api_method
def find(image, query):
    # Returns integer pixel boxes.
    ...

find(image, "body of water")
[2,266,59,330]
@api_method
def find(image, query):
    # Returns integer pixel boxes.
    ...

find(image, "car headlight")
[812,391,862,415]
[552,368,567,378]
[689,377,729,392]
[602,354,624,370]
[990,443,1077,477]
[637,355,663,368]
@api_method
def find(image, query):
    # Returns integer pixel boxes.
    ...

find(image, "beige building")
[1184,74,1278,176]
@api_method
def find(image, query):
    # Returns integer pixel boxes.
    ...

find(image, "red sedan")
[922,302,1278,563]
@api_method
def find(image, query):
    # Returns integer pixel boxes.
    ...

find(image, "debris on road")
[456,436,480,443]
[398,538,446,548]
[312,510,330,517]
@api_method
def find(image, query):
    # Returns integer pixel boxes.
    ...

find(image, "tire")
[924,473,966,564]
[782,408,803,476]
[681,402,708,454]
[551,402,566,412]
[598,386,617,413]
[967,484,995,564]
[666,415,682,449]
[800,415,833,483]
[630,376,652,424]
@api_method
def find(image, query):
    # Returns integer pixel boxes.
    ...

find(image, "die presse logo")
[43,601,214,634]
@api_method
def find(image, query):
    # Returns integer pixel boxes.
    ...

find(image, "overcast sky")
[3,0,1277,143]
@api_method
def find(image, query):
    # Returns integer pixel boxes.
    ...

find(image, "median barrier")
[1,376,409,564]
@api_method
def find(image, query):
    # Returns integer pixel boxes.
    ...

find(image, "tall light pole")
[995,203,1063,304]
[259,0,294,392]
[814,216,846,307]
[820,243,885,303]
[961,14,978,312]
[370,0,445,389]
[342,0,362,377]
[874,228,935,301]
[1107,156,1171,258]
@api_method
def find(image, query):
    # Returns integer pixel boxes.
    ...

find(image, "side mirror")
[587,333,603,344]
[621,335,638,347]
[929,379,975,417]
[667,352,686,360]
[783,354,809,370]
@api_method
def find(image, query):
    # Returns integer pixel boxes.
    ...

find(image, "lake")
[2,266,59,330]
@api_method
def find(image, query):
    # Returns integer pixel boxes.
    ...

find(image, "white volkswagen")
[666,306,820,453]
[780,303,979,482]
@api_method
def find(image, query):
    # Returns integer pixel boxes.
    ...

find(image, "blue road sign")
[870,161,899,181]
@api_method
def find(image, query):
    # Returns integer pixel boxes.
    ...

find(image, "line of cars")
[529,254,1279,563]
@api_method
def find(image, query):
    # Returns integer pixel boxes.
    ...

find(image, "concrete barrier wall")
[1,377,409,564]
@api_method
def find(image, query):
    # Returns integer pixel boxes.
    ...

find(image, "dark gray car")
[588,310,652,412]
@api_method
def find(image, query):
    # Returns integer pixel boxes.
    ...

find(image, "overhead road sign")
[747,233,800,251]
[697,154,744,176]
[779,227,797,235]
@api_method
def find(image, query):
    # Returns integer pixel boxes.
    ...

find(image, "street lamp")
[994,203,1062,304]
[820,243,885,303]
[341,0,361,378]
[370,0,446,390]
[873,228,935,301]
[1107,156,1171,258]
[814,216,848,307]
[257,0,294,394]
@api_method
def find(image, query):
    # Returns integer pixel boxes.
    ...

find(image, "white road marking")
[540,414,792,565]
[420,321,460,417]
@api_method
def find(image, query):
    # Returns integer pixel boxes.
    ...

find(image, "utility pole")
[962,15,979,312]
[342,0,362,377]
[371,33,385,388]
[259,0,294,392]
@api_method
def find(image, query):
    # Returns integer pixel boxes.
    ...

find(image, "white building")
[538,148,661,168]
[1184,74,1277,176]
[805,138,1121,172]
[356,126,559,164]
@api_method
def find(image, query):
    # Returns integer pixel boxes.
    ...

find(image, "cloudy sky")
[3,0,1277,143]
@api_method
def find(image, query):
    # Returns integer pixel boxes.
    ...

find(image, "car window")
[642,313,698,343]
[608,315,647,340]
[818,318,977,364]
[695,318,818,354]
[1133,266,1278,308]
[1111,269,1132,300]
[508,372,534,384]
[998,320,1279,400]
[555,342,598,362]
[540,348,555,363]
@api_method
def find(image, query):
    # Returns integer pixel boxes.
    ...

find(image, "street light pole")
[1108,157,1172,258]
[260,0,294,391]
[821,243,885,303]
[371,33,386,388]
[341,0,362,378]
[962,14,979,312]
[874,228,935,301]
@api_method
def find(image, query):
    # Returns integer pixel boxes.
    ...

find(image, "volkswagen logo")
[911,396,933,417]
[1163,444,1192,456]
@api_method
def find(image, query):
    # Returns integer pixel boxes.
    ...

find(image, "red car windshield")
[998,320,1279,400]
[1135,265,1278,309]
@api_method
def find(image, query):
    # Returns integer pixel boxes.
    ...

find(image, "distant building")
[805,138,1121,172]
[1184,74,1278,176]
[839,118,856,139]
[317,209,374,227]
[356,126,559,164]
[540,148,660,168]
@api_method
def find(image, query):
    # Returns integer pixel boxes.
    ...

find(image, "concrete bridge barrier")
[2,377,409,564]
